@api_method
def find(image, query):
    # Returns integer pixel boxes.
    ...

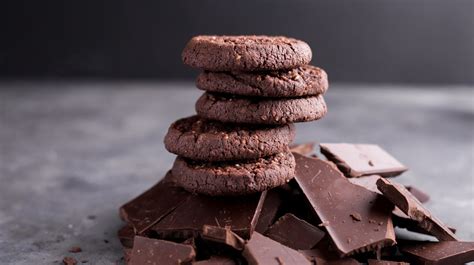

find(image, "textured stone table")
[0,82,473,264]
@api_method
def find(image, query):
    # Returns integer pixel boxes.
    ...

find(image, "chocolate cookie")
[195,93,327,125]
[164,116,295,162]
[172,151,296,196]
[196,65,328,98]
[182,35,312,71]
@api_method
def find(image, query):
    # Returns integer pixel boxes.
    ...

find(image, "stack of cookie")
[165,35,329,196]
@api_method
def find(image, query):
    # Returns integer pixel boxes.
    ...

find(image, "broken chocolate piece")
[201,225,245,251]
[255,189,282,234]
[151,192,266,240]
[293,153,396,256]
[119,171,189,234]
[129,236,196,265]
[350,176,430,204]
[192,256,236,265]
[243,232,311,265]
[400,241,474,265]
[392,212,457,236]
[320,143,407,178]
[299,237,361,264]
[290,142,315,156]
[265,213,325,250]
[405,186,430,204]
[376,178,457,241]
[348,175,382,193]
[367,259,409,265]
[118,224,135,248]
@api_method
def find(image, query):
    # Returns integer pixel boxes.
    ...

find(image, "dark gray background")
[1,0,473,84]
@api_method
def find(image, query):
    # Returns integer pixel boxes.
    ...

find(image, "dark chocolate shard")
[350,176,430,204]
[405,186,430,204]
[192,256,236,265]
[243,232,311,265]
[117,224,135,248]
[299,237,360,264]
[348,175,382,193]
[392,212,457,236]
[151,191,266,240]
[290,142,315,156]
[376,178,458,241]
[129,236,196,265]
[265,213,325,250]
[320,143,407,178]
[293,153,396,256]
[119,171,189,234]
[400,241,474,265]
[254,188,282,234]
[367,259,409,265]
[201,225,245,251]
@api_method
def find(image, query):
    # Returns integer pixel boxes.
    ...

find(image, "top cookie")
[182,35,312,71]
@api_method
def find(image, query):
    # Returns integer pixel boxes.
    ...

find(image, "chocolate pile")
[118,36,474,265]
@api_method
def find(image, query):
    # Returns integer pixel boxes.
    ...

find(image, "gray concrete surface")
[0,82,473,264]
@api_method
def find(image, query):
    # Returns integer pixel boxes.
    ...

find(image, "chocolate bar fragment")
[376,178,457,241]
[400,241,474,265]
[201,225,245,251]
[254,188,282,234]
[405,186,430,204]
[350,176,430,204]
[290,142,315,156]
[293,153,396,256]
[243,232,311,265]
[151,191,266,240]
[118,224,135,248]
[300,237,362,264]
[119,171,189,234]
[192,256,236,265]
[367,259,409,265]
[129,236,196,265]
[320,143,407,178]
[392,212,456,236]
[265,213,325,250]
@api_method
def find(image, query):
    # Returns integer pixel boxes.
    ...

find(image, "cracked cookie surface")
[164,116,295,161]
[196,65,328,98]
[195,93,327,125]
[182,35,312,71]
[172,151,296,196]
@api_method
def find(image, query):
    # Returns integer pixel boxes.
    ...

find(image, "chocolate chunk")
[405,186,430,203]
[201,225,245,251]
[376,178,457,241]
[299,239,360,265]
[117,224,135,248]
[192,256,236,265]
[293,153,396,256]
[119,171,189,234]
[367,259,409,265]
[129,236,196,265]
[265,213,325,250]
[242,232,311,265]
[400,241,474,265]
[151,191,266,240]
[350,176,430,204]
[392,212,457,236]
[255,189,282,234]
[348,175,382,193]
[289,142,315,156]
[320,143,407,178]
